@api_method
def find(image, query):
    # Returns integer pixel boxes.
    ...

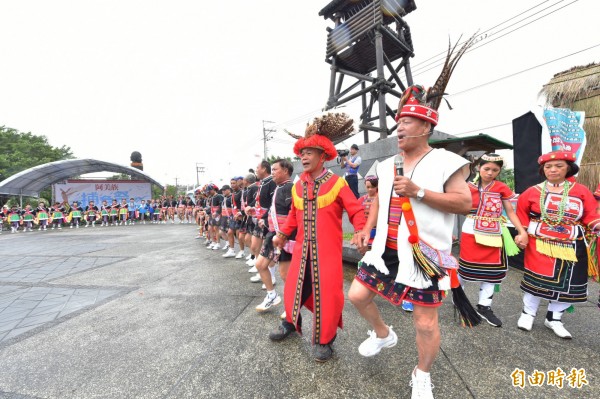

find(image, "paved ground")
[0,222,598,398]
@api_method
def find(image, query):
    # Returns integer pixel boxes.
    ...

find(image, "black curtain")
[512,112,544,194]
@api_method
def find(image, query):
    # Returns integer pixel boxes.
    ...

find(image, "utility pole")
[262,120,276,160]
[195,163,205,187]
[174,177,178,193]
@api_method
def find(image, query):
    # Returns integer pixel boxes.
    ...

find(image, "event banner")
[53,180,152,208]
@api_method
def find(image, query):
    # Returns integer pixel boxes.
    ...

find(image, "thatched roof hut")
[540,62,600,191]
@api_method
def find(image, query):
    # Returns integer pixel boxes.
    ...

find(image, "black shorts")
[229,218,240,231]
[259,231,292,263]
[220,216,230,232]
[245,219,255,234]
[209,216,220,227]
[252,223,268,239]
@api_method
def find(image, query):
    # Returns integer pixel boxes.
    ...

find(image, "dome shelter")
[0,159,164,201]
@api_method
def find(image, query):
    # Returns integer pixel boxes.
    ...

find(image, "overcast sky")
[1,0,598,187]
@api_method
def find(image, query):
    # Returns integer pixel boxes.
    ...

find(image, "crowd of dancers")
[184,115,600,399]
[2,41,600,399]
[0,195,202,233]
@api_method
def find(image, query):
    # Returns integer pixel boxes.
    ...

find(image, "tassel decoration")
[587,236,599,281]
[536,238,577,262]
[412,244,447,280]
[566,305,575,313]
[501,223,520,256]
[451,286,482,327]
[494,284,501,293]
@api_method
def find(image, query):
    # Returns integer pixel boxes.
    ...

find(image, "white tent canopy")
[0,158,164,197]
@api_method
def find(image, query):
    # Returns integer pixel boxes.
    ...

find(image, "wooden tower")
[319,0,417,142]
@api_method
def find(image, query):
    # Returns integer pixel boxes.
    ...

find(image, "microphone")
[394,155,404,177]
[401,132,430,138]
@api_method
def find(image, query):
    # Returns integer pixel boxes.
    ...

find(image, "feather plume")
[427,33,478,110]
[284,129,302,140]
[305,112,354,141]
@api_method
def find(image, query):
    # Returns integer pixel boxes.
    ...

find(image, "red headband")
[537,151,577,165]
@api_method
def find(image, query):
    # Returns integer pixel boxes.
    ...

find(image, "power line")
[408,0,558,71]
[236,0,587,156]
[411,0,579,76]
[448,43,600,97]
[454,122,513,136]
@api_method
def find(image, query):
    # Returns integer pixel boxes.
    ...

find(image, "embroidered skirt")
[355,247,445,307]
[458,232,508,283]
[520,237,588,303]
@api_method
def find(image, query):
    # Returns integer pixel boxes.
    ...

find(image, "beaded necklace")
[539,180,570,226]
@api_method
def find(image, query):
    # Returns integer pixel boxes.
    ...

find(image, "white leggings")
[457,276,496,307]
[522,292,571,320]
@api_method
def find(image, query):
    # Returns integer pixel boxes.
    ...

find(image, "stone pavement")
[0,223,598,398]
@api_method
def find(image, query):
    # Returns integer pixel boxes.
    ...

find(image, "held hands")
[351,230,369,255]
[258,219,265,228]
[272,234,286,249]
[514,232,529,249]
[393,175,419,198]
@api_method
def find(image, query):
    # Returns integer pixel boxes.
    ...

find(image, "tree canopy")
[0,126,73,182]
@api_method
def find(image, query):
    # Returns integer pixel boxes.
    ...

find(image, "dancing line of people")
[188,51,600,399]
[3,41,600,399]
[0,195,203,233]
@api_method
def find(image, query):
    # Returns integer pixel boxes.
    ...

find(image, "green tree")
[0,126,73,182]
[498,168,515,191]
[164,184,177,197]
[266,154,292,164]
[108,173,132,180]
[152,185,165,198]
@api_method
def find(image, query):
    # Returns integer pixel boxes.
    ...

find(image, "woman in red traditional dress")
[516,151,600,338]
[458,154,528,327]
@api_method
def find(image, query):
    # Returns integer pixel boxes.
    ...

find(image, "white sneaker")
[222,243,229,251]
[222,248,236,258]
[410,368,434,399]
[280,311,286,320]
[250,274,262,283]
[235,250,245,259]
[517,312,535,332]
[261,277,276,290]
[245,254,252,261]
[246,258,256,267]
[256,293,281,312]
[358,326,398,357]
[544,319,572,339]
[211,243,221,250]
[70,225,73,229]
[248,265,258,273]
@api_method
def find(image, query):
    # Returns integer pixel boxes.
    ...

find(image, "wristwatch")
[416,188,425,201]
